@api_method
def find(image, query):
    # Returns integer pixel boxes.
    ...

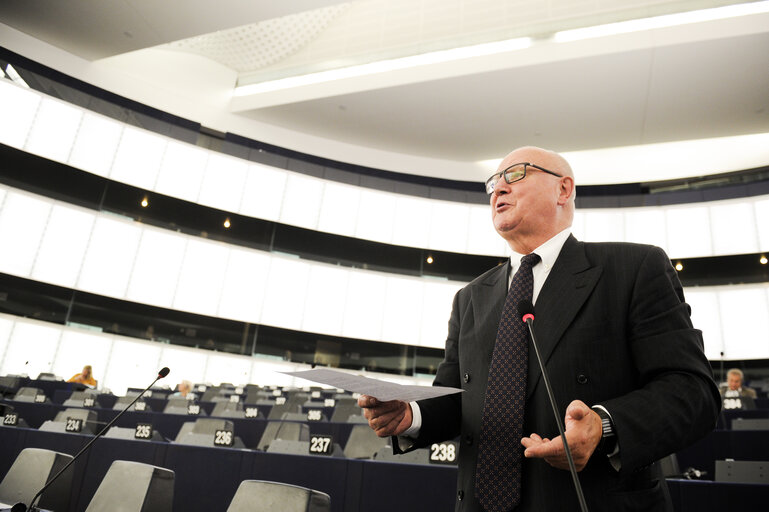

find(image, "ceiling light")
[554,1,769,42]
[140,196,149,208]
[675,262,683,271]
[760,255,768,265]
[223,218,231,229]
[426,256,434,264]
[234,37,532,96]
[4,64,29,88]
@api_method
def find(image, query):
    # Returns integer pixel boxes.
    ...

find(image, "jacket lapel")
[470,262,509,365]
[526,235,603,398]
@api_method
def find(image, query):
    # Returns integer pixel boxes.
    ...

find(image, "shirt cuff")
[402,401,422,437]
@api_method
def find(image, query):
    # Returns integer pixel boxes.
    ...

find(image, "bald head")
[489,146,576,253]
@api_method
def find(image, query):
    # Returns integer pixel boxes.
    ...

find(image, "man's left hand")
[520,399,602,471]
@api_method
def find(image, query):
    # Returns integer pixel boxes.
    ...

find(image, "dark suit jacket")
[402,236,720,512]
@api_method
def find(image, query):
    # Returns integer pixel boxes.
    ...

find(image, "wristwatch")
[594,407,617,455]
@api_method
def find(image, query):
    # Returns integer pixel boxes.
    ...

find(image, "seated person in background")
[67,365,97,388]
[721,368,757,399]
[172,380,197,400]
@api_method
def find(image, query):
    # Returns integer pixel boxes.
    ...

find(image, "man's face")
[489,150,562,241]
[727,373,742,390]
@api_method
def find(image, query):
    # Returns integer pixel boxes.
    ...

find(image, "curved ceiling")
[1,0,768,183]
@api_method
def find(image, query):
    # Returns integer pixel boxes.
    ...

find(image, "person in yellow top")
[67,365,97,388]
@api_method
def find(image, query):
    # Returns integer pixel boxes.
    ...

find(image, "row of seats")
[1,400,441,464]
[0,448,330,512]
[5,381,369,423]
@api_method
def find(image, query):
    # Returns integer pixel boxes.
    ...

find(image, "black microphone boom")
[14,367,170,512]
[517,300,589,512]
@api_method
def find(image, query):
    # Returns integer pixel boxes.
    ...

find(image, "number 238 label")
[429,442,458,465]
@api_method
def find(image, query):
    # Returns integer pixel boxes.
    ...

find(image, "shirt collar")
[510,228,571,272]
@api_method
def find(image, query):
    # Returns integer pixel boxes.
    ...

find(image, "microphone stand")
[15,368,169,512]
[523,316,589,512]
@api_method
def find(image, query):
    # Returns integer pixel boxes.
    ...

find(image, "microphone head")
[517,300,535,323]
[158,367,170,378]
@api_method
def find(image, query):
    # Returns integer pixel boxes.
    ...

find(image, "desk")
[0,426,456,512]
[667,479,769,510]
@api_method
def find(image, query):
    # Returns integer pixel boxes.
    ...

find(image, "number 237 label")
[309,435,333,456]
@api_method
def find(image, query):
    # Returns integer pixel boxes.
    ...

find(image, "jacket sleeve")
[599,245,721,473]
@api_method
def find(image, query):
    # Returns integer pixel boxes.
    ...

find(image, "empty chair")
[163,397,206,416]
[174,418,245,448]
[0,448,74,511]
[113,393,152,412]
[731,418,769,430]
[267,439,344,458]
[211,401,244,418]
[257,421,310,451]
[85,460,174,512]
[39,408,98,434]
[104,426,165,442]
[658,454,681,478]
[63,389,100,407]
[374,446,431,465]
[329,397,360,423]
[226,480,330,512]
[0,375,21,396]
[10,387,47,403]
[0,405,30,428]
[200,387,222,402]
[343,424,389,459]
[36,372,60,381]
[175,418,234,440]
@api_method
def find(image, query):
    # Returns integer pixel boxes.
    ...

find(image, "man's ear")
[557,176,575,205]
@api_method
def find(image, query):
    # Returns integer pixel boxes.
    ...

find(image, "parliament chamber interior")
[1,1,769,511]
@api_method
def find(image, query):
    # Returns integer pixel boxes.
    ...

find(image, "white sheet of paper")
[280,368,463,402]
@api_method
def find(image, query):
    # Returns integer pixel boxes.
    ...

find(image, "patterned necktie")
[475,253,540,512]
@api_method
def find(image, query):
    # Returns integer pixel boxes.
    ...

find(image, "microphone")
[14,367,170,512]
[517,300,588,512]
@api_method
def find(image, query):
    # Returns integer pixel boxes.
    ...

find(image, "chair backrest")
[192,418,234,434]
[163,397,205,416]
[257,421,309,451]
[85,460,174,512]
[11,387,44,402]
[63,390,99,407]
[54,408,98,424]
[374,446,431,465]
[343,424,389,459]
[226,480,330,512]
[329,397,360,423]
[0,448,74,511]
[211,401,244,418]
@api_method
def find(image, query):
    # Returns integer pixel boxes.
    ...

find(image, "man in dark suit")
[359,146,720,511]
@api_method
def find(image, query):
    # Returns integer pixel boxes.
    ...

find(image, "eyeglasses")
[485,162,563,194]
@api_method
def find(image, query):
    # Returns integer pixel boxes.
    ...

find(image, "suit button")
[457,490,464,501]
[464,434,473,445]
[463,372,471,383]
[577,374,588,384]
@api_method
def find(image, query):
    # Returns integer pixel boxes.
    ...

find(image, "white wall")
[0,313,433,396]
[0,183,767,360]
[1,78,768,259]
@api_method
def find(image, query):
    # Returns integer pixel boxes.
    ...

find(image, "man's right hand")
[358,395,412,437]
